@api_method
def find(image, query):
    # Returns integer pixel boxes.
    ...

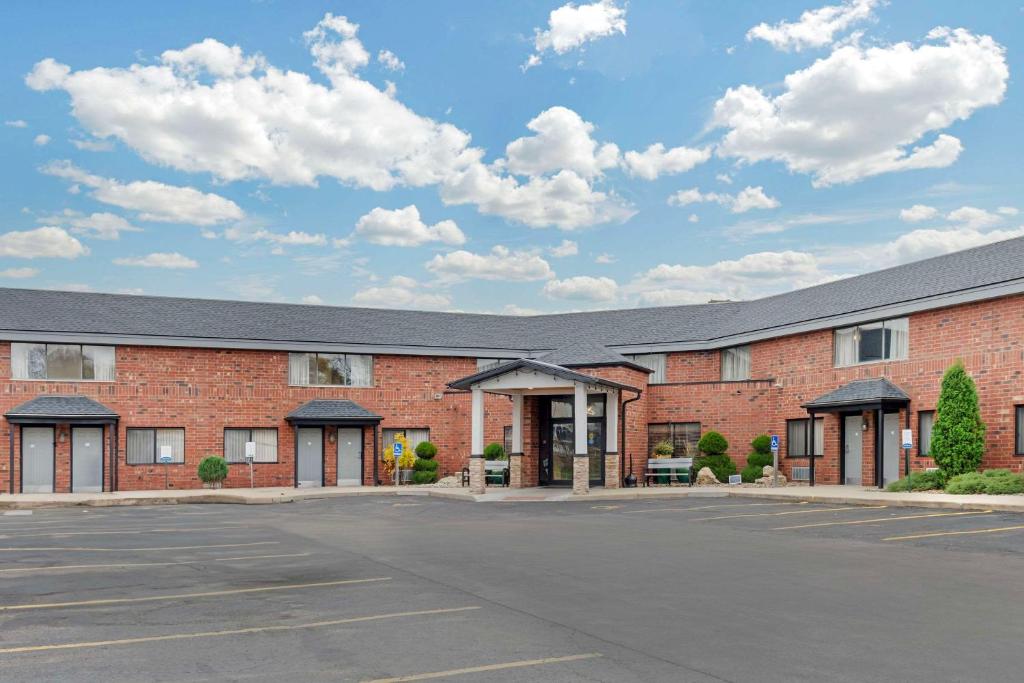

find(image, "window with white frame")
[126,428,185,465]
[721,345,751,381]
[834,318,909,367]
[477,358,512,371]
[382,428,430,455]
[224,428,278,463]
[288,352,373,386]
[918,411,934,457]
[625,353,667,384]
[11,343,115,381]
[786,418,824,457]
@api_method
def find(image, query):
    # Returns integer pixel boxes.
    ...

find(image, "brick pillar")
[468,457,485,494]
[509,453,523,488]
[572,455,589,495]
[604,452,620,488]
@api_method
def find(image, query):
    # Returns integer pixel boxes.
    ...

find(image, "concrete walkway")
[2,483,1023,513]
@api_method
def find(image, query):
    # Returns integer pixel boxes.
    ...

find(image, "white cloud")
[715,173,733,185]
[353,205,465,247]
[524,0,626,70]
[504,107,619,179]
[114,252,198,269]
[352,276,451,310]
[42,161,244,225]
[822,225,1024,270]
[549,239,578,258]
[0,226,87,259]
[668,185,779,213]
[594,253,616,264]
[71,138,113,152]
[746,0,881,52]
[501,304,542,316]
[33,134,50,146]
[946,206,1002,229]
[301,294,324,305]
[899,204,938,222]
[622,143,711,180]
[0,267,39,278]
[426,245,555,282]
[998,206,1019,216]
[377,49,405,72]
[68,212,141,240]
[543,275,618,302]
[223,226,327,246]
[713,28,1008,186]
[4,120,28,128]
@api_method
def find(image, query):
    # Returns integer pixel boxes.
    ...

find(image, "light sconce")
[328,430,337,444]
[861,413,869,432]
[58,428,67,443]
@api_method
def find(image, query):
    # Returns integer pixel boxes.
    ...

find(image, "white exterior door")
[337,428,362,486]
[72,427,103,493]
[296,427,323,488]
[22,427,54,493]
[843,415,862,485]
[882,413,900,486]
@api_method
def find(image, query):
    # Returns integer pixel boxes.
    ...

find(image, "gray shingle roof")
[286,400,382,422]
[534,340,653,372]
[803,378,910,409]
[447,359,641,392]
[3,235,1024,352]
[5,395,118,419]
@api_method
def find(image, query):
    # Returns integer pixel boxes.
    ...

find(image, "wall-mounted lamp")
[58,428,67,443]
[328,430,336,444]
[861,413,869,432]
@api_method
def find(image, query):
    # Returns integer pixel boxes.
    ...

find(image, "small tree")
[931,361,986,477]
[412,440,439,484]
[695,431,736,482]
[484,442,507,460]
[198,456,228,488]
[742,434,773,483]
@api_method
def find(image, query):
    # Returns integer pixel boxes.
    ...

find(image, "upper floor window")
[834,318,908,367]
[477,358,511,371]
[721,345,751,381]
[625,353,667,384]
[11,342,115,381]
[288,352,373,387]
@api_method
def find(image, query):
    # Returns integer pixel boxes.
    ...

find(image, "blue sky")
[1,0,1020,313]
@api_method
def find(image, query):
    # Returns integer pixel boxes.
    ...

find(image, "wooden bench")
[644,457,693,487]
[460,460,510,487]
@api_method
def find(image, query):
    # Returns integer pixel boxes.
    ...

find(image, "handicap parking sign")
[770,435,780,452]
[392,442,403,457]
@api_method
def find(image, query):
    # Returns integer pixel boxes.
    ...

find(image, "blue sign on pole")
[392,442,403,458]
[770,435,780,452]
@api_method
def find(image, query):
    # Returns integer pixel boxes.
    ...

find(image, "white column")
[606,389,619,452]
[511,394,523,453]
[574,383,587,455]
[471,386,484,457]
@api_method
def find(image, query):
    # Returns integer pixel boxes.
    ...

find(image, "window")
[11,343,115,381]
[503,426,513,454]
[477,358,511,371]
[918,411,935,456]
[383,428,430,455]
[787,418,824,457]
[834,318,909,366]
[126,428,185,465]
[647,422,701,458]
[288,352,373,386]
[1015,406,1024,456]
[721,345,751,381]
[625,353,667,384]
[224,428,278,463]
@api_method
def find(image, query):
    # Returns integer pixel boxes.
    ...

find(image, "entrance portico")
[448,359,639,495]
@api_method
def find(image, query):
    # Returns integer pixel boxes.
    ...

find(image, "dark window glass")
[787,418,824,456]
[647,422,700,458]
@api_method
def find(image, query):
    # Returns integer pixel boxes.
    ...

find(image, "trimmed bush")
[652,440,674,457]
[198,456,228,486]
[694,453,737,483]
[946,469,1024,495]
[931,361,986,477]
[740,463,763,484]
[413,459,438,473]
[698,431,728,455]
[414,441,437,460]
[411,470,438,485]
[741,433,774,482]
[751,434,772,454]
[886,470,946,492]
[411,457,439,484]
[484,442,507,460]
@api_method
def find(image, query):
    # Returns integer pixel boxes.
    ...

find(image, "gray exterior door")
[296,427,323,488]
[882,413,900,486]
[22,427,54,493]
[72,427,103,493]
[843,415,862,485]
[337,427,362,486]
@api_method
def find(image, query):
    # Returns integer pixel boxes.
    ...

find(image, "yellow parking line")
[773,510,993,530]
[693,505,887,521]
[1,525,243,539]
[0,552,311,575]
[622,501,807,514]
[883,524,1024,542]
[0,541,278,553]
[0,576,391,611]
[0,606,481,654]
[363,653,602,682]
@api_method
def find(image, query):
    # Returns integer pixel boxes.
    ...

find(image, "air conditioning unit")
[791,466,810,481]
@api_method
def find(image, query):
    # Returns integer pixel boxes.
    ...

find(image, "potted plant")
[396,433,416,484]
[652,440,674,484]
[198,456,228,489]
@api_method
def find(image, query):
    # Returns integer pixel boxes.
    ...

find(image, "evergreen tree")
[930,361,986,476]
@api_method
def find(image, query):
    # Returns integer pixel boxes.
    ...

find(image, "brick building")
[3,237,1024,495]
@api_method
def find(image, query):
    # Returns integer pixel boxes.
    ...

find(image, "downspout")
[621,389,642,486]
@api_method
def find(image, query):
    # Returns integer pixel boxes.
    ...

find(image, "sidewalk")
[2,483,1023,513]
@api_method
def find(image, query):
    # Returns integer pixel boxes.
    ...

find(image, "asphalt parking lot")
[2,494,1024,682]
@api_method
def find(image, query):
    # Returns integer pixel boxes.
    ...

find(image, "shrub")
[698,431,728,455]
[886,470,946,492]
[411,470,438,485]
[411,456,439,484]
[198,456,228,485]
[741,434,773,482]
[741,463,764,483]
[397,448,416,470]
[652,440,674,458]
[413,459,439,473]
[945,469,1024,495]
[751,434,772,455]
[483,442,507,460]
[414,441,437,460]
[694,453,737,483]
[931,361,986,477]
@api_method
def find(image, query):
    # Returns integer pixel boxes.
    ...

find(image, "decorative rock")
[755,465,787,487]
[695,466,720,486]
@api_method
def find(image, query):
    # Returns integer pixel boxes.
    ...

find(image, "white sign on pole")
[158,445,174,464]
[901,429,913,450]
[244,441,257,460]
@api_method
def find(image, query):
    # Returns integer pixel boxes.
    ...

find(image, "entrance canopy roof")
[286,399,382,426]
[448,358,640,396]
[802,377,910,412]
[4,395,119,424]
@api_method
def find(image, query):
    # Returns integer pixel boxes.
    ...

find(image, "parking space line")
[692,505,887,521]
[1,525,244,539]
[362,653,602,682]
[0,576,391,611]
[0,541,278,553]
[773,510,993,530]
[0,552,311,575]
[883,524,1024,542]
[0,606,481,654]
[622,501,807,514]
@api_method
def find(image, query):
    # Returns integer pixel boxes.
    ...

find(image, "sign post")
[245,441,256,488]
[392,441,403,486]
[770,435,780,488]
[158,445,173,489]
[901,428,913,481]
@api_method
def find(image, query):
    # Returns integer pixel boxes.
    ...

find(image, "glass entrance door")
[539,395,605,486]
